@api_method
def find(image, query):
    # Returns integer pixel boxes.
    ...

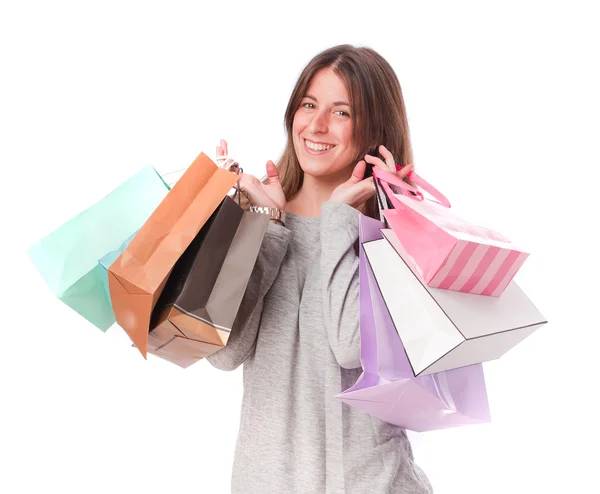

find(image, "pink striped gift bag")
[372,167,528,297]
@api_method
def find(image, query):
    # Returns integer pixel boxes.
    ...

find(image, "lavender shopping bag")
[336,215,491,432]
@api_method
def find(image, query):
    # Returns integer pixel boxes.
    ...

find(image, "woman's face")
[292,68,357,180]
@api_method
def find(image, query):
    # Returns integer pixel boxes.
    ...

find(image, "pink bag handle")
[379,180,415,214]
[372,166,451,208]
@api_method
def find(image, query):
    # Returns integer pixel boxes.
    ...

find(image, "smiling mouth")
[304,139,336,153]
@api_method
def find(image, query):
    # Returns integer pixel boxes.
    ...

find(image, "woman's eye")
[335,110,350,117]
[303,102,315,109]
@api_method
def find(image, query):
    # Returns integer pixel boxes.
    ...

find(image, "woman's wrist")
[250,205,287,227]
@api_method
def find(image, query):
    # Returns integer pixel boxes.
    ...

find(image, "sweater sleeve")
[206,222,292,371]
[320,201,362,370]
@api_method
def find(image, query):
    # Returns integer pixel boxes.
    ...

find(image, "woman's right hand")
[216,139,286,210]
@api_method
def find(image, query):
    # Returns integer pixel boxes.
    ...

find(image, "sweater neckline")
[285,212,321,222]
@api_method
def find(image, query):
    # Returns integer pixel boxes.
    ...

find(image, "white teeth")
[305,140,334,151]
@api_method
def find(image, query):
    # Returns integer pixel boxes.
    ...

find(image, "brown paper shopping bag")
[147,196,270,368]
[108,152,238,358]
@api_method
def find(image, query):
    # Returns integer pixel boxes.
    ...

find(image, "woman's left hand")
[328,145,413,209]
[328,160,375,209]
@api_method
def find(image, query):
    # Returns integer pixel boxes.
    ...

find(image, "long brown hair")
[243,44,415,219]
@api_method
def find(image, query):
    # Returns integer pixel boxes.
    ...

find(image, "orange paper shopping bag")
[108,152,238,358]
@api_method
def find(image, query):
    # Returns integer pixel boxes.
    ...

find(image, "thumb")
[266,160,281,185]
[348,160,366,184]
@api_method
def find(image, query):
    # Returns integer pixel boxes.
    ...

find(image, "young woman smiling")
[207,45,432,493]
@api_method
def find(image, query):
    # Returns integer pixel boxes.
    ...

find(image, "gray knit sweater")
[207,201,432,493]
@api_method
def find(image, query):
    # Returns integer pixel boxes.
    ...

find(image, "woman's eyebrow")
[304,94,350,107]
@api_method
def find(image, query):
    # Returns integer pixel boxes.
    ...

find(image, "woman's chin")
[299,159,342,179]
[301,164,355,183]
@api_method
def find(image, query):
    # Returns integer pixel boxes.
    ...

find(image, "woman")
[207,44,432,493]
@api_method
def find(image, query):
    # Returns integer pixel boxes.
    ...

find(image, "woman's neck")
[286,170,349,217]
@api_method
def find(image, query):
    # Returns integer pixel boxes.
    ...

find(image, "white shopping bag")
[363,229,547,376]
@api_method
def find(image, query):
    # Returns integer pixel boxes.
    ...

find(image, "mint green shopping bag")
[27,167,170,331]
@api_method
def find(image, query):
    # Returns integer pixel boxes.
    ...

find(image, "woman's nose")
[309,111,328,134]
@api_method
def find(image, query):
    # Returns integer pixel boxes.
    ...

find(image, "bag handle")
[232,165,244,206]
[379,180,412,213]
[372,166,451,208]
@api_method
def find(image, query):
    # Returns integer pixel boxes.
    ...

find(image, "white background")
[1,1,598,493]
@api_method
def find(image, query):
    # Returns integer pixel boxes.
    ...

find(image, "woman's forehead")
[305,68,349,102]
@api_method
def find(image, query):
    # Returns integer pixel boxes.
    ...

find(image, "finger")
[347,160,366,184]
[396,163,414,180]
[216,140,234,169]
[266,160,280,184]
[363,153,390,172]
[379,145,396,171]
[216,142,228,168]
